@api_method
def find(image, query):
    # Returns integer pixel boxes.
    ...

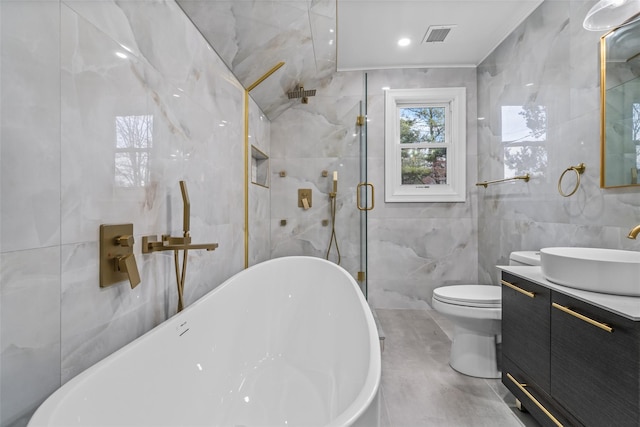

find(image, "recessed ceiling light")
[398,38,411,47]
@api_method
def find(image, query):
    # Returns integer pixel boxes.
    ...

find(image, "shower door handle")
[357,182,375,211]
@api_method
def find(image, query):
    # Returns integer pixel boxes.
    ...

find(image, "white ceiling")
[178,0,546,118]
[337,0,545,70]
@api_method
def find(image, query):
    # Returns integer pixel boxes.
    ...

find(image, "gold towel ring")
[558,163,586,197]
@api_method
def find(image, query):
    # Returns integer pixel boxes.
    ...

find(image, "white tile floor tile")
[375,309,540,427]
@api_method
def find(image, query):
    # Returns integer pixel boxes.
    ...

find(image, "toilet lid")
[433,285,501,307]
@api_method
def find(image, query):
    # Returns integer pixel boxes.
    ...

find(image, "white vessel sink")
[540,247,640,296]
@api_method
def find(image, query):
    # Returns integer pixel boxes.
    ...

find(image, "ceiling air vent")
[423,25,455,43]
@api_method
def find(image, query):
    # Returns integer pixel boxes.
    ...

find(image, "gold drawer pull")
[501,280,535,298]
[552,303,614,333]
[507,373,563,427]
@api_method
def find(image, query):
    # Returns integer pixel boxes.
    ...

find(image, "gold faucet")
[142,181,218,312]
[142,234,218,252]
[628,224,640,239]
[142,181,218,253]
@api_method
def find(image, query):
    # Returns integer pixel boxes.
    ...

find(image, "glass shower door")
[357,73,372,298]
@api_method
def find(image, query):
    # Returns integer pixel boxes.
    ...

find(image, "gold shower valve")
[116,254,141,289]
[298,189,312,209]
[117,234,134,247]
[100,224,141,289]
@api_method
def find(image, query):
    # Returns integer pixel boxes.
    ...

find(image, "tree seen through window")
[115,115,153,187]
[400,106,447,185]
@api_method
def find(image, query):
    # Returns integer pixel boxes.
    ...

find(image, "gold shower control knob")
[116,235,134,247]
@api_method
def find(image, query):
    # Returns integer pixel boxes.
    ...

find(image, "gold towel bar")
[552,303,613,333]
[476,174,530,188]
[507,373,564,427]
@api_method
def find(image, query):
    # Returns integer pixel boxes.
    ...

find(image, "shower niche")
[251,145,269,188]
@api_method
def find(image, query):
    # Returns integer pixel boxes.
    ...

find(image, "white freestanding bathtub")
[28,256,381,427]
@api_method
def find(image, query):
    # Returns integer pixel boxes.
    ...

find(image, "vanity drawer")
[501,272,551,392]
[503,356,581,427]
[550,292,640,427]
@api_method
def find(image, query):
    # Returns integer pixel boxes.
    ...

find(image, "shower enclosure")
[252,71,373,299]
[358,73,371,298]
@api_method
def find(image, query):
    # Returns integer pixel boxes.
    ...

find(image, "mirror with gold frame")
[600,16,640,188]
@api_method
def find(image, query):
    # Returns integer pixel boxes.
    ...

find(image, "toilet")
[432,251,541,378]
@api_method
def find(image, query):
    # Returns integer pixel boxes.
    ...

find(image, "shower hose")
[325,192,341,265]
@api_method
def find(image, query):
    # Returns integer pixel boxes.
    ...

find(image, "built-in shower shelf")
[251,145,269,187]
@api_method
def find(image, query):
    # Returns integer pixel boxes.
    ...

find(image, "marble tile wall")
[176,0,337,120]
[248,100,272,266]
[0,1,252,425]
[476,0,640,284]
[270,68,479,309]
[366,69,479,308]
[270,71,363,276]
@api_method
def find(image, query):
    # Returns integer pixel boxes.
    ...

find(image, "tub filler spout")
[142,235,219,252]
[142,181,218,312]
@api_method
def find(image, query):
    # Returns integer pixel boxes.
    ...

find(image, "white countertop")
[498,265,640,321]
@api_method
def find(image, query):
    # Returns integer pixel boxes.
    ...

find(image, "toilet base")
[449,325,500,379]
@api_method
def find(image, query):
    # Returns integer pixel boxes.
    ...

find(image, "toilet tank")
[509,251,541,266]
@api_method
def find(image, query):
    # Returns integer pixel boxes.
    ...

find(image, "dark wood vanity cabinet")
[501,273,576,427]
[501,272,640,427]
[551,292,640,427]
[502,273,551,391]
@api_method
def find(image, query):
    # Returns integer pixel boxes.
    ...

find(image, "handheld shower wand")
[176,181,190,312]
[326,171,341,265]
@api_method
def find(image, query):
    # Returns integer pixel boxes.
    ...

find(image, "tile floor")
[375,308,540,427]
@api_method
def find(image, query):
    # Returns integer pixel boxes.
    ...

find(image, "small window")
[385,87,466,202]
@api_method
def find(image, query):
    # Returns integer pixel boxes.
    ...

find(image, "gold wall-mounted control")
[100,224,141,289]
[298,189,312,209]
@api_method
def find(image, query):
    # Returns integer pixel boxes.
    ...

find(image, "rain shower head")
[287,86,316,101]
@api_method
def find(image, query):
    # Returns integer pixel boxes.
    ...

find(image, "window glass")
[400,107,446,144]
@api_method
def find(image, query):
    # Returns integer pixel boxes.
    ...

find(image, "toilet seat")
[433,285,501,308]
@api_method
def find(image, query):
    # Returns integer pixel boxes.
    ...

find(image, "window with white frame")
[385,87,466,202]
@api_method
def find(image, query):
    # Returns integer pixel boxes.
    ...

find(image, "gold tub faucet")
[142,181,218,313]
[628,224,640,239]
